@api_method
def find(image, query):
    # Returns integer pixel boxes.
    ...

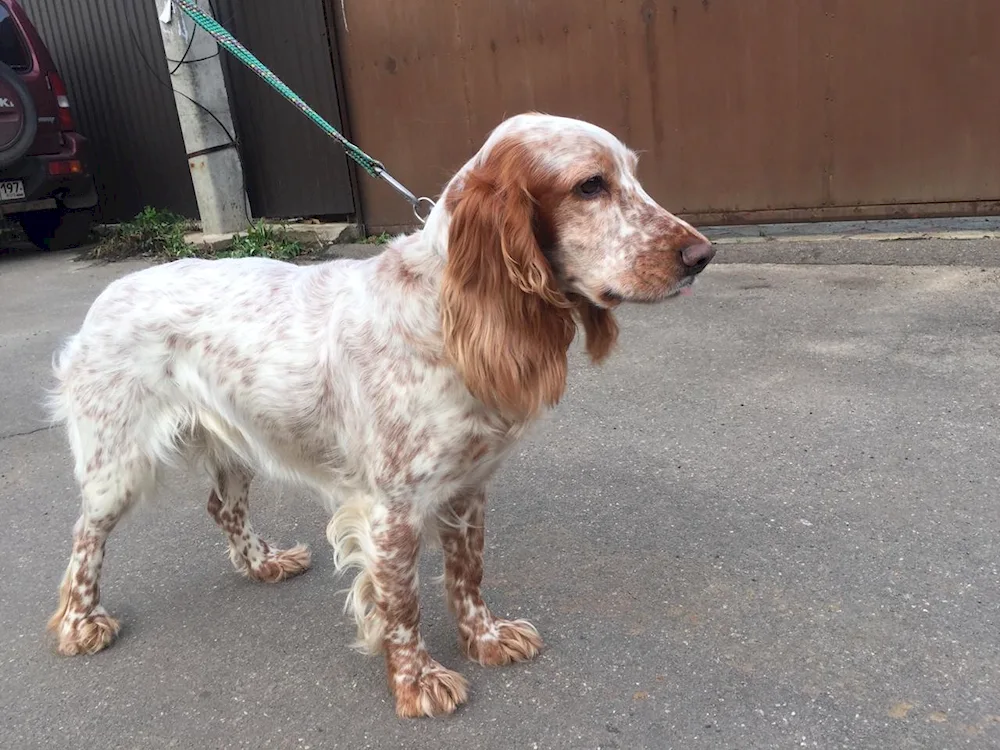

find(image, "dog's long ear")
[441,145,576,418]
[572,297,619,364]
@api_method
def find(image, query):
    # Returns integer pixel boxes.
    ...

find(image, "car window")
[0,5,31,72]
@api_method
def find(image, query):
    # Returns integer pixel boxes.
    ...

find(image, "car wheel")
[0,61,37,169]
[19,207,94,251]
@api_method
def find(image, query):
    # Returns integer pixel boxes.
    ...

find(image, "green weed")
[83,209,306,263]
[84,206,195,262]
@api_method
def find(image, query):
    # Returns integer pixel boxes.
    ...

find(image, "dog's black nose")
[680,241,715,274]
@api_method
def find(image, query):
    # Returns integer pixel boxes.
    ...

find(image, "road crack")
[0,424,60,442]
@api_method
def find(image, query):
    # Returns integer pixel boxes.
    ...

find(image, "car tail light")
[47,72,74,131]
[48,159,82,176]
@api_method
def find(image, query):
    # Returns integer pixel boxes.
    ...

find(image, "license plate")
[0,180,25,201]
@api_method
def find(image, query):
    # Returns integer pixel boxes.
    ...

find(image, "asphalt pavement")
[1,243,999,749]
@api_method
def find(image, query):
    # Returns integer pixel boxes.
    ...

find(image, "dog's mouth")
[599,289,626,307]
[668,276,696,298]
[600,277,696,307]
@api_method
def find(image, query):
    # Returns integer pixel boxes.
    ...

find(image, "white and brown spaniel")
[47,113,714,717]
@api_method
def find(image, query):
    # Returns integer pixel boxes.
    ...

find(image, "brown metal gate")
[332,0,1000,232]
[22,0,355,221]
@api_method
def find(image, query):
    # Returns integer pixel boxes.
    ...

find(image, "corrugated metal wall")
[21,0,354,222]
[21,0,197,220]
[213,0,355,218]
[332,0,1000,232]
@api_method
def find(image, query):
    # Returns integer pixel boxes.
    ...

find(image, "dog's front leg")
[331,501,468,718]
[439,489,543,666]
[375,506,468,717]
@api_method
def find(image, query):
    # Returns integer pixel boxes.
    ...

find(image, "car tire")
[0,61,37,169]
[19,207,93,250]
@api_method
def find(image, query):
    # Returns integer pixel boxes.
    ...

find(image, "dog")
[47,113,714,717]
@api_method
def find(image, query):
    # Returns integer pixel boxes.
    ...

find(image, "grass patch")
[361,231,393,245]
[83,207,195,262]
[221,220,302,260]
[81,207,306,263]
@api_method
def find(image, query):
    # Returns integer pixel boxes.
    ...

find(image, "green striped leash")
[168,0,434,222]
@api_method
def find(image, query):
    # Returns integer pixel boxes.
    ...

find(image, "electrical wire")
[166,52,219,69]
[166,0,232,68]
[165,23,195,74]
[126,1,252,224]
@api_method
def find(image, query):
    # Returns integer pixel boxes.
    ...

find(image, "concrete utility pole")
[156,0,248,234]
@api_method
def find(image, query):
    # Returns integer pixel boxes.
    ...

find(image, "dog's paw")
[463,618,543,667]
[247,543,312,583]
[393,660,469,718]
[52,608,120,656]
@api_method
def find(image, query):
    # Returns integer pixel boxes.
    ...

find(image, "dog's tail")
[46,333,80,427]
[327,497,386,655]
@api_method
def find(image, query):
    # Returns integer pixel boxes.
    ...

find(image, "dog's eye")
[577,176,606,199]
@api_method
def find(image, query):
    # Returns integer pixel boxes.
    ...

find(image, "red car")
[0,0,97,250]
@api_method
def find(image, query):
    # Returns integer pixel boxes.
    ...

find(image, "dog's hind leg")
[48,448,151,656]
[207,463,311,582]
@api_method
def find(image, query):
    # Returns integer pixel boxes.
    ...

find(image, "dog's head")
[435,113,714,418]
